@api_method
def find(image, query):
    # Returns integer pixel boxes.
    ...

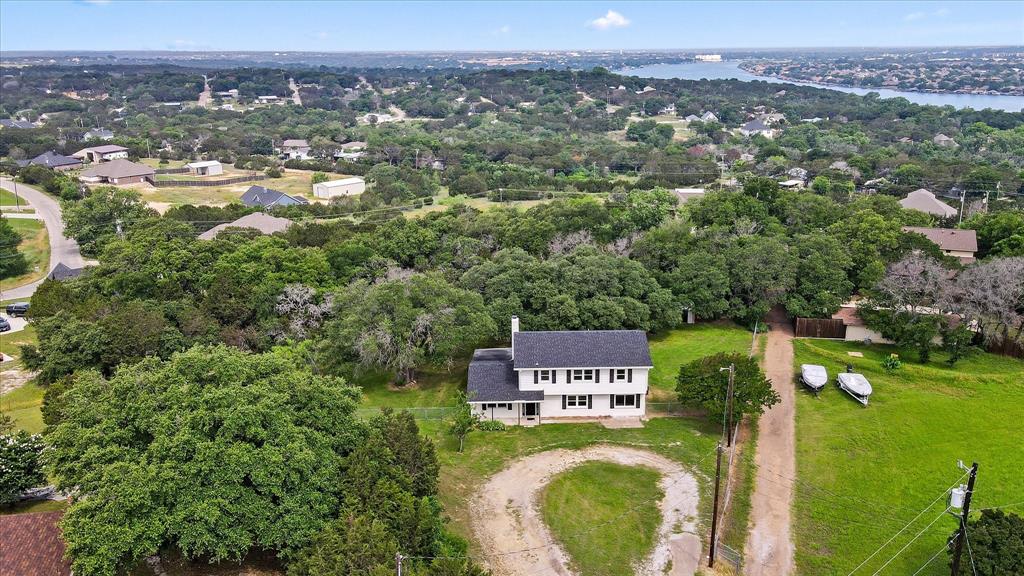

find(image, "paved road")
[744,307,796,576]
[0,178,84,300]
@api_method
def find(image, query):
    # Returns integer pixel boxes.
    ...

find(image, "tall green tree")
[0,216,28,279]
[676,352,780,423]
[46,345,363,576]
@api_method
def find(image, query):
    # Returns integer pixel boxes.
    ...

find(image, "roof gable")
[512,330,652,369]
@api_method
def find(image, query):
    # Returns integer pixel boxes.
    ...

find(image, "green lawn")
[356,362,466,411]
[0,217,49,291]
[793,339,1024,575]
[648,322,756,400]
[0,382,45,434]
[0,188,34,210]
[541,461,663,576]
[420,416,751,560]
[0,499,67,516]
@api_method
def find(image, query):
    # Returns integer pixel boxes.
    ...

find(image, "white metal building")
[186,160,224,176]
[313,177,366,199]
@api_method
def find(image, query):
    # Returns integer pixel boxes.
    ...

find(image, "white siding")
[540,394,646,418]
[517,367,648,395]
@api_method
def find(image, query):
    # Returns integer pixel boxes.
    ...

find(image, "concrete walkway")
[744,308,796,575]
[0,178,85,300]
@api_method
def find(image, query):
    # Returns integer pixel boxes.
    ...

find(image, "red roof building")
[0,511,72,576]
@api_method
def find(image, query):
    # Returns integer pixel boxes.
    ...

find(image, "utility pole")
[12,179,20,210]
[395,552,403,576]
[720,364,736,447]
[708,442,724,568]
[950,462,978,576]
[958,188,967,225]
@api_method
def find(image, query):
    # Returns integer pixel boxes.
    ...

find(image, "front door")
[523,402,539,418]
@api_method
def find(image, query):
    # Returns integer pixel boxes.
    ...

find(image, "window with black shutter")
[627,369,633,383]
[595,369,600,383]
[534,371,538,384]
[587,395,593,409]
[562,395,567,409]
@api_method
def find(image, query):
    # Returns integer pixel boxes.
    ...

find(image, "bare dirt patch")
[470,445,702,576]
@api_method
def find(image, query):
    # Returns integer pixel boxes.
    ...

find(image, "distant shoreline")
[735,61,1023,98]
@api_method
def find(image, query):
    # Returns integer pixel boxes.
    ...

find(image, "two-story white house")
[467,317,652,424]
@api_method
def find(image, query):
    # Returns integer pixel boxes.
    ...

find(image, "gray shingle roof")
[512,330,652,369]
[27,151,81,169]
[240,185,308,208]
[48,262,85,281]
[467,348,544,402]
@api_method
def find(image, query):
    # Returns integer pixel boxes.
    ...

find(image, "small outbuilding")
[186,160,224,176]
[72,144,129,164]
[313,176,365,199]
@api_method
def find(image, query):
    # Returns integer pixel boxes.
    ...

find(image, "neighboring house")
[198,212,293,240]
[700,111,718,123]
[779,179,804,188]
[186,160,224,176]
[334,141,368,160]
[340,141,367,151]
[832,304,894,345]
[672,187,706,204]
[0,511,73,576]
[83,127,114,140]
[281,139,311,160]
[313,176,366,199]
[739,118,773,138]
[257,95,280,104]
[901,226,978,263]
[240,185,309,208]
[0,118,35,129]
[899,188,958,218]
[683,114,701,123]
[72,144,129,163]
[78,158,154,185]
[17,151,81,171]
[933,133,958,148]
[48,262,85,281]
[467,317,652,424]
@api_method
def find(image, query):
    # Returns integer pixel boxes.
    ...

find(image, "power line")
[845,474,967,576]
[909,542,951,576]
[869,507,951,576]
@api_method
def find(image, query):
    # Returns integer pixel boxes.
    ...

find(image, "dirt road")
[471,445,701,576]
[743,309,796,575]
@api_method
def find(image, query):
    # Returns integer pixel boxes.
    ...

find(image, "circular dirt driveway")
[470,445,702,576]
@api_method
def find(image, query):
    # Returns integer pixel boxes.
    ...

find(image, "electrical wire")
[964,528,979,576]
[845,474,967,575]
[909,541,951,576]
[869,507,951,576]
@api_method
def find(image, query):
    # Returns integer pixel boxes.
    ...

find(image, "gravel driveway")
[470,445,702,576]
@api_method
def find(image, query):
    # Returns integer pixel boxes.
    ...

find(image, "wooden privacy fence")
[987,338,1024,359]
[794,317,847,339]
[152,174,266,187]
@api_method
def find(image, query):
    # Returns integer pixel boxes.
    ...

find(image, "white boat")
[800,364,828,395]
[837,372,873,406]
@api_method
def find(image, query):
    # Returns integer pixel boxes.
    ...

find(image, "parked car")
[0,317,10,332]
[5,302,29,317]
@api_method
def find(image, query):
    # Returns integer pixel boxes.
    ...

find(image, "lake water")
[615,61,1024,113]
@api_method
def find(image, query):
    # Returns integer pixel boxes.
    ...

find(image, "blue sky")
[1,1,1021,51]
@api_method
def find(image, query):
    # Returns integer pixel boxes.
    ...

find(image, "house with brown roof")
[0,511,73,576]
[899,188,958,218]
[78,158,155,185]
[901,226,978,263]
[72,144,129,164]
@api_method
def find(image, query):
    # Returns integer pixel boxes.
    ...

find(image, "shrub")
[881,353,902,372]
[477,419,507,432]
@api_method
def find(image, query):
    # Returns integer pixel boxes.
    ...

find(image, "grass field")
[130,166,320,207]
[420,416,738,559]
[793,339,1024,576]
[0,383,45,434]
[541,461,663,576]
[0,188,35,211]
[648,322,756,400]
[0,217,48,291]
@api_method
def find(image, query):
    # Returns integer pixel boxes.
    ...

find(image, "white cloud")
[315,31,330,39]
[934,8,951,17]
[903,11,926,21]
[492,25,511,36]
[587,10,630,30]
[905,8,952,21]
